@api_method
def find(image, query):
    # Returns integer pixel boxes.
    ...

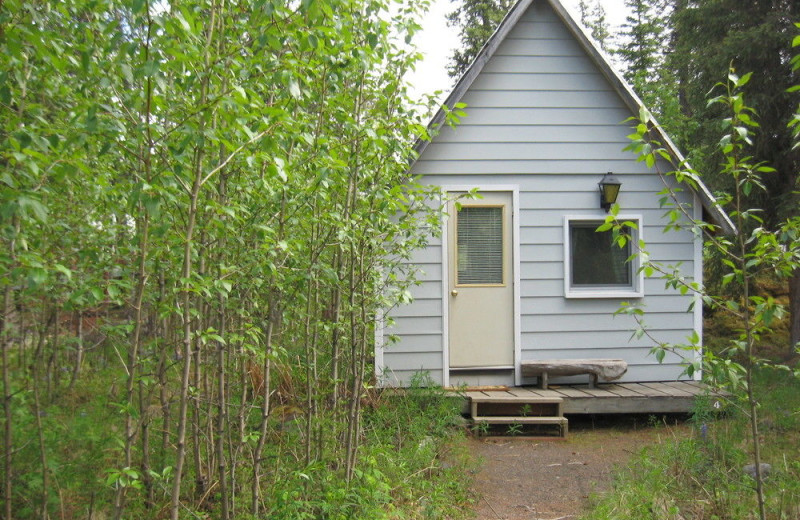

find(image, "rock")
[418,436,434,450]
[439,460,454,470]
[743,463,772,481]
[447,414,470,428]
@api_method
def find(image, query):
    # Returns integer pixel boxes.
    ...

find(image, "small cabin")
[375,0,731,388]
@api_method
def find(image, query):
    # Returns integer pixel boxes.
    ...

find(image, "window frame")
[563,215,644,299]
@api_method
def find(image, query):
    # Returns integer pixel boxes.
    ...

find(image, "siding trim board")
[692,193,704,380]
[375,308,384,382]
[563,215,645,299]
[437,184,522,387]
[440,193,450,388]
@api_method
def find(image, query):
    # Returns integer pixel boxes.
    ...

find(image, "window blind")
[457,206,503,284]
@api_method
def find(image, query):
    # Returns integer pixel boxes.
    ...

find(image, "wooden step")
[471,415,569,437]
[470,397,563,420]
[471,416,567,425]
[466,392,563,404]
[468,393,568,437]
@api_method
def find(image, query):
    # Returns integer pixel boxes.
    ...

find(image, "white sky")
[407,0,629,102]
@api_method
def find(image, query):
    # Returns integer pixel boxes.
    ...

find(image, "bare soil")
[468,415,690,520]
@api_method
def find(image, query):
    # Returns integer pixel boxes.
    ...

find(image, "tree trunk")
[1,216,19,519]
[66,310,83,393]
[214,171,230,520]
[32,309,53,520]
[250,302,275,516]
[140,378,154,509]
[790,268,800,352]
[1,285,12,520]
[157,273,171,466]
[169,3,217,516]
[112,213,149,520]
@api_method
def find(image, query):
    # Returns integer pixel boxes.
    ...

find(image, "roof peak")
[412,0,733,234]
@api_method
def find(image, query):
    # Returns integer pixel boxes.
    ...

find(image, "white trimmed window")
[564,216,644,298]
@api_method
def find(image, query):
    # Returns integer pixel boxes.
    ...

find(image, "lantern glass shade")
[599,173,621,212]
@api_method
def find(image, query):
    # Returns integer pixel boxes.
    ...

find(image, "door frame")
[440,184,521,387]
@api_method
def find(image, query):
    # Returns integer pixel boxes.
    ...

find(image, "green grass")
[8,369,475,519]
[359,375,477,519]
[581,370,800,520]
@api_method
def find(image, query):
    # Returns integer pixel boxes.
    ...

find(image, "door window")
[456,206,504,285]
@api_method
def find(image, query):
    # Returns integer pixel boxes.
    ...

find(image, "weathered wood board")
[453,381,722,415]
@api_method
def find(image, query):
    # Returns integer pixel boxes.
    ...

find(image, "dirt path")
[468,416,689,520]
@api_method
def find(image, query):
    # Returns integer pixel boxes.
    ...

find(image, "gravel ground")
[468,416,690,520]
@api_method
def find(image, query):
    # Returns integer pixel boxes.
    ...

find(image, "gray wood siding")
[380,223,445,386]
[382,0,700,386]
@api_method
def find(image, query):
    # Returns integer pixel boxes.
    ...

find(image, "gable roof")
[414,0,735,234]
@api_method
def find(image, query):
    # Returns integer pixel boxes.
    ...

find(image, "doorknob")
[451,289,458,297]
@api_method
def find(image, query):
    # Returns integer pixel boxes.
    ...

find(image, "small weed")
[473,421,490,437]
[506,423,523,436]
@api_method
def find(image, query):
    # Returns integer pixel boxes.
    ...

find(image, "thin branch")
[199,127,275,187]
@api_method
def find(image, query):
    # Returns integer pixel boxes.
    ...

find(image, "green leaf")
[28,268,48,287]
[121,64,134,84]
[271,157,287,182]
[176,11,192,32]
[141,60,159,78]
[288,78,301,99]
[18,196,48,223]
[90,287,104,302]
[81,49,91,73]
[54,264,72,280]
[86,104,98,133]
[737,72,753,88]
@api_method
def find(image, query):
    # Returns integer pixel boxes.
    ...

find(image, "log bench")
[521,359,628,389]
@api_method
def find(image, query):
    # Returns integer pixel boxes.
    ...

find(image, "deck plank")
[508,388,562,399]
[598,384,644,397]
[621,383,671,397]
[464,391,491,400]
[660,381,706,396]
[549,386,595,398]
[535,388,576,400]
[573,386,619,398]
[457,381,710,416]
[505,388,536,398]
[640,382,694,397]
[468,389,563,403]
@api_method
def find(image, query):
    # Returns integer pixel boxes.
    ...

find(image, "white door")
[448,191,514,368]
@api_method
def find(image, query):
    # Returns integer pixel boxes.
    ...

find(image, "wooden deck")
[462,381,719,415]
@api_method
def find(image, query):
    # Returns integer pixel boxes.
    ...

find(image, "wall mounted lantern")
[598,172,621,212]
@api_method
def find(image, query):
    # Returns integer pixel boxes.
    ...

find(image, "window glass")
[570,222,631,286]
[457,206,503,285]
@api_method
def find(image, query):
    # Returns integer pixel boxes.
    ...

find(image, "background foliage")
[0,0,475,518]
